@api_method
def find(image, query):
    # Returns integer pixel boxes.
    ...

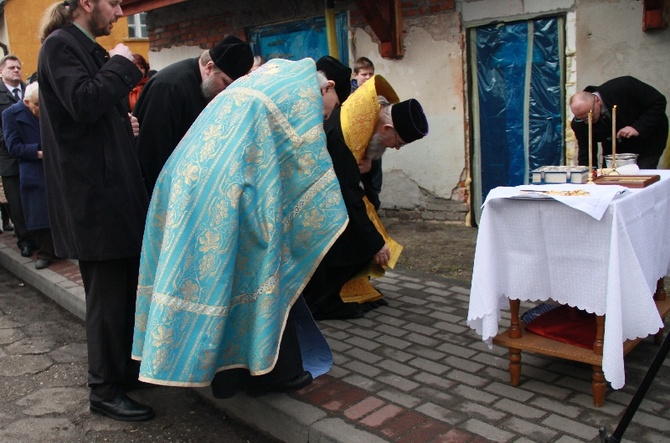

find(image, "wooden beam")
[122,0,189,16]
[352,0,403,58]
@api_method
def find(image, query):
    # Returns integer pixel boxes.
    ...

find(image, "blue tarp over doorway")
[249,13,348,63]
[475,18,563,202]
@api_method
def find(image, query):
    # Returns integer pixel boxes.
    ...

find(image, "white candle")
[612,105,617,169]
[588,110,593,181]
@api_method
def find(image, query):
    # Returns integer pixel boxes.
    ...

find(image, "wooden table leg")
[593,315,604,355]
[509,299,521,338]
[591,315,606,406]
[655,278,666,345]
[509,347,521,386]
[508,299,522,386]
[656,278,666,301]
[592,364,606,407]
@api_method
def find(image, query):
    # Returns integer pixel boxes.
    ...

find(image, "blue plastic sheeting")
[529,19,563,170]
[476,18,562,201]
[249,12,349,64]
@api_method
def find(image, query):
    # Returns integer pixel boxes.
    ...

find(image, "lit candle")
[612,105,617,170]
[588,110,593,182]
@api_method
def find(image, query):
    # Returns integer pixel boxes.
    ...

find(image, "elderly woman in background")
[1,82,56,269]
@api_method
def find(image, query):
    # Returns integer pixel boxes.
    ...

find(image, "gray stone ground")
[0,266,279,443]
[0,225,669,442]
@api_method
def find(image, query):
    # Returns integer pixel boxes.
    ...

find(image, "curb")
[0,240,376,443]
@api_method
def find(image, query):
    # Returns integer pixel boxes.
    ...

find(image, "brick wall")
[147,0,324,49]
[147,0,456,50]
[349,0,456,28]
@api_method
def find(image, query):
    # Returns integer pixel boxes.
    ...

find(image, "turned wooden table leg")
[509,299,522,338]
[593,315,604,356]
[508,299,522,386]
[591,315,606,406]
[509,347,521,386]
[592,364,606,407]
[656,278,666,301]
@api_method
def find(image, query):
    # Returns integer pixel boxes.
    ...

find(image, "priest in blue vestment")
[132,58,348,397]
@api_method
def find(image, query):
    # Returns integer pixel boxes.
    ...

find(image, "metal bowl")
[604,153,638,168]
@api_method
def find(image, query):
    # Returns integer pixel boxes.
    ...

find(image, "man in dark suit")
[38,0,152,421]
[133,35,253,195]
[0,54,34,256]
[570,76,668,169]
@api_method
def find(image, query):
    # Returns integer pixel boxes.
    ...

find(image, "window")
[127,13,148,39]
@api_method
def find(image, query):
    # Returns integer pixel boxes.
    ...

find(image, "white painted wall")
[147,45,204,71]
[352,12,466,206]
[573,0,670,100]
[146,0,670,217]
[372,0,668,214]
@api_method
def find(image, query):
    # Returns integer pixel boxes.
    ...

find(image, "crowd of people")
[20,0,431,424]
[1,0,664,426]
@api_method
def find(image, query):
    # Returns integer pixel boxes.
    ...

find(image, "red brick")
[360,403,404,427]
[395,420,452,443]
[344,397,385,420]
[379,410,427,439]
[298,378,355,405]
[322,387,368,411]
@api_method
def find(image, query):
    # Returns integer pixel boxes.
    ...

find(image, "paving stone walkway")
[0,230,668,442]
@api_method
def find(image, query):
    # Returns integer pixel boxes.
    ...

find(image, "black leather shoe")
[313,303,365,320]
[361,298,389,312]
[35,258,52,270]
[247,370,313,395]
[3,223,14,232]
[20,245,33,257]
[211,368,250,399]
[90,394,155,421]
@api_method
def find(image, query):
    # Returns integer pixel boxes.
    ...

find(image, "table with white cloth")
[467,170,670,406]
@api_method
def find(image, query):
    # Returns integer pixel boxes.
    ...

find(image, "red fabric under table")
[525,305,597,350]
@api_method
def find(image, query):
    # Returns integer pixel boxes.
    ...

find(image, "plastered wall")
[144,0,670,221]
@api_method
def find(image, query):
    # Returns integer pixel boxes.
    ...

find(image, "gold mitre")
[340,75,400,163]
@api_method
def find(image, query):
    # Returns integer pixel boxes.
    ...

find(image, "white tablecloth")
[467,170,670,389]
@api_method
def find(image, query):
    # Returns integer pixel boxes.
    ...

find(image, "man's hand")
[359,156,372,174]
[373,244,391,267]
[129,113,139,137]
[109,43,134,61]
[617,125,639,139]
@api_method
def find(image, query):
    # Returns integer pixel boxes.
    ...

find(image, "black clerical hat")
[391,99,429,144]
[316,56,352,104]
[209,36,253,80]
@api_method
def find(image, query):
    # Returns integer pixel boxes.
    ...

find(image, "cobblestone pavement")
[0,230,668,442]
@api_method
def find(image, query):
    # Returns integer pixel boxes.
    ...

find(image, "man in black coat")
[570,76,668,169]
[38,0,152,422]
[0,54,34,256]
[133,36,253,195]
